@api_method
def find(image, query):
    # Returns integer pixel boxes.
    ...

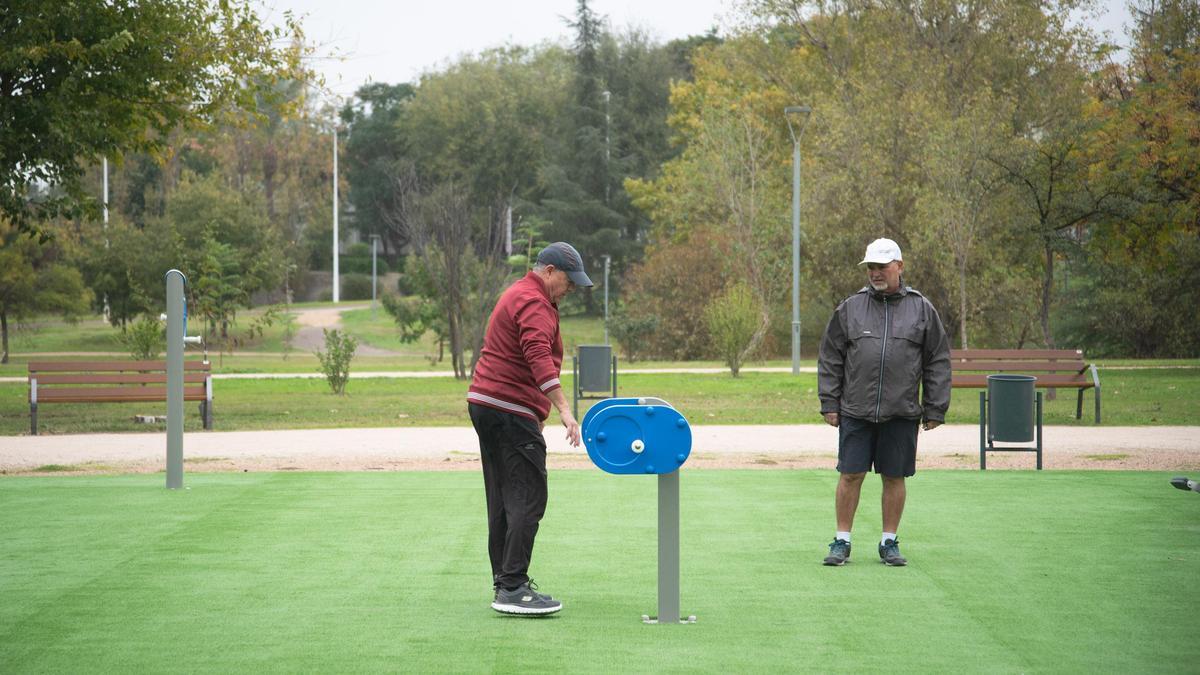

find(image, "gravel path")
[2,424,1197,475]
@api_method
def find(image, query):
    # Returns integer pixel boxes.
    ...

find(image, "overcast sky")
[258,0,1136,101]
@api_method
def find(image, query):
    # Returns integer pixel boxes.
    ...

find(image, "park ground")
[2,307,1197,673]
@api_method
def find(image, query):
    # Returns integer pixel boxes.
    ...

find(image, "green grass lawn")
[3,368,1196,435]
[0,470,1195,672]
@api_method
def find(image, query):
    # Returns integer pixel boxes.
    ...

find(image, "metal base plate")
[641,614,697,624]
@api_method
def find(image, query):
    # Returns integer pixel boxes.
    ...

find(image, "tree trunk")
[1040,237,1056,349]
[447,309,465,379]
[958,261,969,350]
[1041,238,1058,400]
[263,142,278,223]
[735,304,771,378]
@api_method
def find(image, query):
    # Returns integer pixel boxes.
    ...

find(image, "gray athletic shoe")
[823,538,851,566]
[878,538,908,566]
[492,583,562,615]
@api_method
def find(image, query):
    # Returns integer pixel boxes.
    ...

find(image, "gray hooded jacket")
[817,285,951,423]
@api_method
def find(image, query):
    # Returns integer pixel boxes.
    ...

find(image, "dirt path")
[292,303,398,356]
[3,424,1197,475]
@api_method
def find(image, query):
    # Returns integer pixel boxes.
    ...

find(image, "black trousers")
[468,403,548,590]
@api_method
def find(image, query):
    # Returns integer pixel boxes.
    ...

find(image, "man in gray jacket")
[817,238,951,567]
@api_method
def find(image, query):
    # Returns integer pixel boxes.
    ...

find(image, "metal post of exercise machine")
[165,269,202,489]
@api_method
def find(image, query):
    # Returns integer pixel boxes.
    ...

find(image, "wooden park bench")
[28,360,213,435]
[950,349,1101,423]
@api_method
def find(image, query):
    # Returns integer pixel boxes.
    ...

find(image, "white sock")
[881,532,897,545]
[836,531,851,543]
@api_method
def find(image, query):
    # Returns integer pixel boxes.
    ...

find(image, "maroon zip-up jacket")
[467,271,563,422]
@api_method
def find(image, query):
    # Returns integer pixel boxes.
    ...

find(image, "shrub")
[704,283,761,376]
[314,328,358,395]
[119,315,165,360]
[608,312,659,363]
[619,230,728,359]
[339,273,374,300]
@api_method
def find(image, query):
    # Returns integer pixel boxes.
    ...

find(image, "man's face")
[866,260,903,293]
[544,266,577,303]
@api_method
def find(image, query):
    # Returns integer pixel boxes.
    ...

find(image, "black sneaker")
[492,583,562,615]
[1170,476,1197,492]
[878,538,908,566]
[494,579,553,601]
[823,538,851,566]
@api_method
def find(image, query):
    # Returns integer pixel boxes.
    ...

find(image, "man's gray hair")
[532,262,547,273]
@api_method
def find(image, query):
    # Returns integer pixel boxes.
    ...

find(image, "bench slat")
[37,386,208,403]
[951,361,1085,373]
[31,373,209,385]
[950,349,1082,360]
[28,360,210,373]
[951,374,1094,388]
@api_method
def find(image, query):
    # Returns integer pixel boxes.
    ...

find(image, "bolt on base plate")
[642,614,697,624]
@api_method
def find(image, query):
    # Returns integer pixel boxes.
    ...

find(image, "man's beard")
[870,280,889,291]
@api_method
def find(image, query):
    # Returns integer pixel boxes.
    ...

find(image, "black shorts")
[837,415,920,477]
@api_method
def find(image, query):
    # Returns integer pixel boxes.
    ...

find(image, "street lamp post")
[784,105,812,376]
[332,126,340,304]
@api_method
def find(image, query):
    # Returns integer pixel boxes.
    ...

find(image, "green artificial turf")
[1,470,1196,672]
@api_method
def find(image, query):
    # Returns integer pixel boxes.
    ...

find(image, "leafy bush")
[339,273,374,300]
[704,283,760,376]
[619,230,728,359]
[119,314,165,360]
[314,328,358,395]
[608,312,659,363]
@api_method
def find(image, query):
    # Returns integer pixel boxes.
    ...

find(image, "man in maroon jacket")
[468,242,592,616]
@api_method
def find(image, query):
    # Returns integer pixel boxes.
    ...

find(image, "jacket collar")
[861,284,910,301]
[524,270,556,307]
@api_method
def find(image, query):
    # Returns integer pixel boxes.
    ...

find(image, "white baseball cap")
[859,238,902,265]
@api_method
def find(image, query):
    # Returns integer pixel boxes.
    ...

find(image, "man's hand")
[560,410,581,447]
[546,387,581,447]
[923,419,942,431]
[822,412,840,428]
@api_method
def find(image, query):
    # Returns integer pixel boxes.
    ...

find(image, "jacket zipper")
[874,296,890,422]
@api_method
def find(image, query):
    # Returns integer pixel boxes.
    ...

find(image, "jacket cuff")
[538,378,562,395]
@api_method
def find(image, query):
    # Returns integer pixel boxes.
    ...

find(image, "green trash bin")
[988,374,1036,442]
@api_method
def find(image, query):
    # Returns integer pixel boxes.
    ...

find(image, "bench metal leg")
[1094,384,1101,425]
[1075,388,1083,420]
[979,392,987,471]
[30,402,37,436]
[1036,392,1043,470]
[200,401,213,430]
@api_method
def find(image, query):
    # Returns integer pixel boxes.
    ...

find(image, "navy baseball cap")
[536,242,593,287]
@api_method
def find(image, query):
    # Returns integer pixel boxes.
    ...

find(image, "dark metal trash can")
[578,345,613,392]
[987,374,1036,442]
[573,345,618,419]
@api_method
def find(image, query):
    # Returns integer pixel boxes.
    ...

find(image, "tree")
[705,282,761,376]
[384,167,509,379]
[340,82,417,262]
[1066,0,1200,356]
[0,222,91,363]
[164,173,283,341]
[0,0,302,239]
[623,0,1100,352]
